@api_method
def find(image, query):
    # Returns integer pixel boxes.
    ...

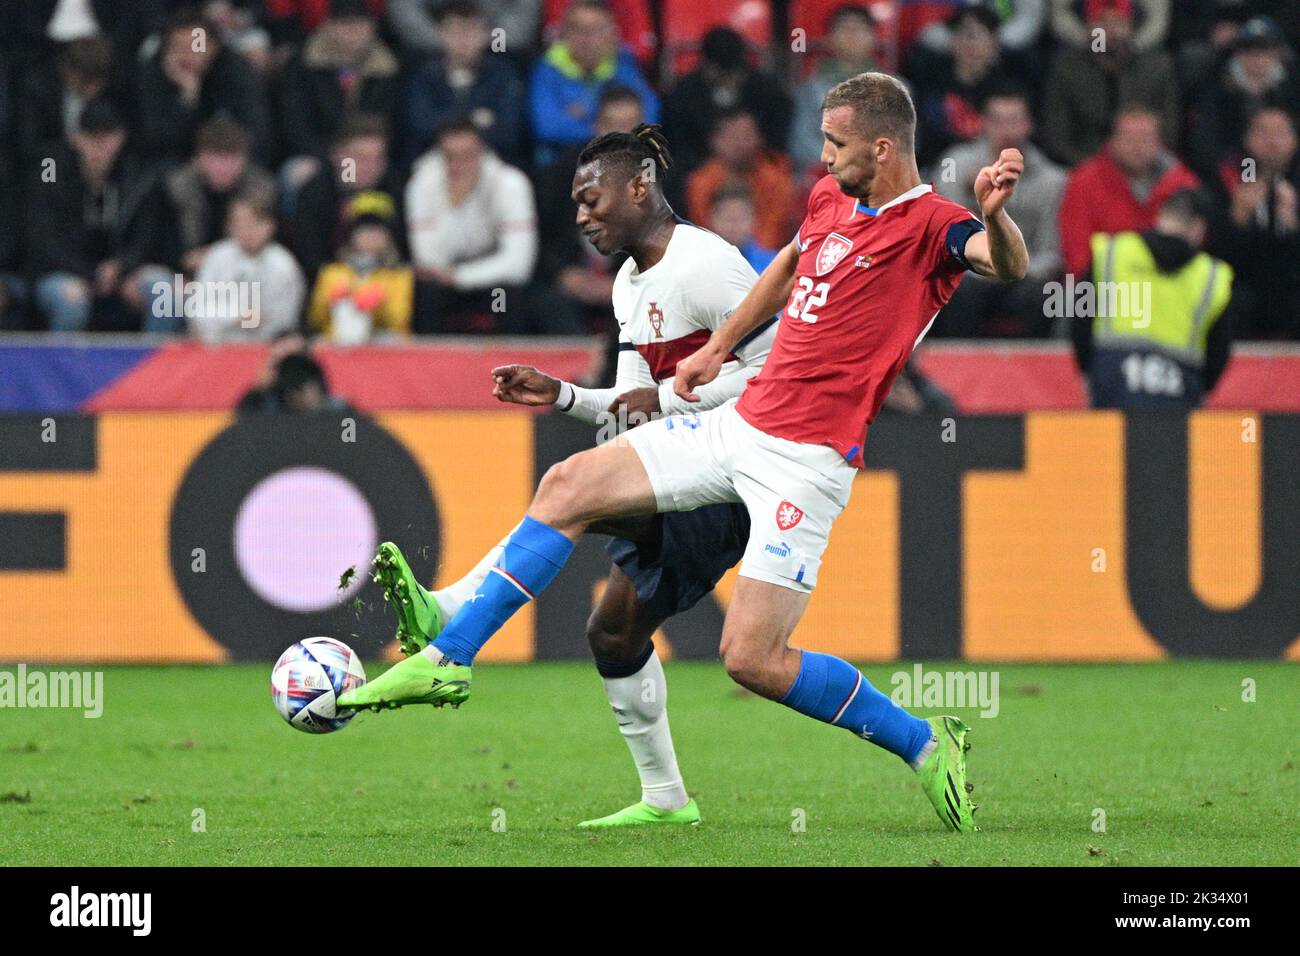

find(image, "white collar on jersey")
[853,183,933,218]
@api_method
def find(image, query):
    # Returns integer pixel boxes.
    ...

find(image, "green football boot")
[577,798,702,829]
[916,716,979,833]
[371,542,444,655]
[336,652,470,712]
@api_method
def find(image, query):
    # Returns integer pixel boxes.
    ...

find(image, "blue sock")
[780,651,933,764]
[431,516,574,665]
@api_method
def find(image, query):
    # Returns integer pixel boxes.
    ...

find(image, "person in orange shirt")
[686,108,797,250]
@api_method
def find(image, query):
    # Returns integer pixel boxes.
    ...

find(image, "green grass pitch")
[1,661,1295,866]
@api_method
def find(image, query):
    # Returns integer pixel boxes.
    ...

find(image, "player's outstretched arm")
[496,341,654,425]
[673,240,800,401]
[965,148,1030,283]
[492,365,562,406]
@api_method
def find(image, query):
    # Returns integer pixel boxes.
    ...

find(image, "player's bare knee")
[720,640,764,690]
[585,618,639,661]
[531,460,589,527]
[533,461,573,505]
[583,604,618,652]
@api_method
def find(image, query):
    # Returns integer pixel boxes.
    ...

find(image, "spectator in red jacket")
[1058,107,1200,276]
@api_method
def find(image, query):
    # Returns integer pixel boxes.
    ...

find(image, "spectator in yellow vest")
[1072,188,1238,408]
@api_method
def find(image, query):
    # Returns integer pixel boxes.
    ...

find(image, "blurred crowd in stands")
[0,0,1296,346]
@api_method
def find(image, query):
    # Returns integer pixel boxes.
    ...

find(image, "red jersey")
[736,176,983,467]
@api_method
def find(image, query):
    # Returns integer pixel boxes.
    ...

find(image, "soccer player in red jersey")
[343,73,1028,832]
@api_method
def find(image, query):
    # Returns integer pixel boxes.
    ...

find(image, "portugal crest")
[648,301,664,337]
[815,232,854,275]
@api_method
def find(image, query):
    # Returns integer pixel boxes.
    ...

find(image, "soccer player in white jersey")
[363,124,776,827]
[344,73,1030,833]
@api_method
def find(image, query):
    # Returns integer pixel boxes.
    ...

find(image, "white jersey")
[557,221,778,423]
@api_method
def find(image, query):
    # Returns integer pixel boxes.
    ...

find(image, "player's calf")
[717,577,809,699]
[578,567,694,822]
[720,579,974,831]
[719,639,800,701]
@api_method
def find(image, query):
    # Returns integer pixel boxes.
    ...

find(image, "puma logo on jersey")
[647,301,664,337]
[816,232,854,275]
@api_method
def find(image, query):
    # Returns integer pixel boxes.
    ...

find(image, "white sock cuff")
[910,734,939,771]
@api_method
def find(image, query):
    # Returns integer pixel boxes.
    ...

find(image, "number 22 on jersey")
[787,276,830,324]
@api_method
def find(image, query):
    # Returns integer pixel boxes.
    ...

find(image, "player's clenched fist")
[974,147,1024,218]
[491,365,561,406]
[672,344,725,403]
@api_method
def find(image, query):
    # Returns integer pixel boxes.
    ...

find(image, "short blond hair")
[822,72,916,154]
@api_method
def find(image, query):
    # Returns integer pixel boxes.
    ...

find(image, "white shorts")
[620,399,855,592]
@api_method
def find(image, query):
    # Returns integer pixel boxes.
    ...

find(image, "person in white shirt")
[405,117,539,332]
[372,125,776,828]
[186,197,306,342]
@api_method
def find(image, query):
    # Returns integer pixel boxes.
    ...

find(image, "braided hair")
[576,123,673,186]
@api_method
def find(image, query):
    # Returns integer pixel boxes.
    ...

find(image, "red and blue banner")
[0,340,599,413]
[2,338,1298,413]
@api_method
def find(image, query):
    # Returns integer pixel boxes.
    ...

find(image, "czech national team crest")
[815,232,854,275]
[776,500,804,531]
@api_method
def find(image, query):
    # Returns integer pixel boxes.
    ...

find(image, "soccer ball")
[271,637,366,734]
